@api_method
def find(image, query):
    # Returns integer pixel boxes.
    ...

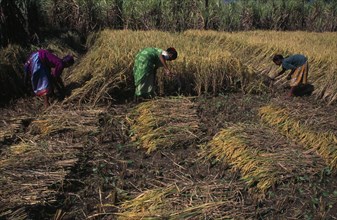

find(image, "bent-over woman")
[133,47,177,99]
[24,49,74,108]
[272,54,310,97]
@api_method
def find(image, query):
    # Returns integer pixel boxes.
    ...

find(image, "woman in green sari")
[133,47,177,99]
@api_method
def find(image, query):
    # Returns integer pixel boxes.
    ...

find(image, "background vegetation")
[1,0,337,47]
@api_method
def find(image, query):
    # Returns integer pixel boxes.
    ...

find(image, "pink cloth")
[37,49,65,77]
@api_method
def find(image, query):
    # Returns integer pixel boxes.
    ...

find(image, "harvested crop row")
[0,107,103,218]
[117,181,258,219]
[29,108,102,137]
[0,141,81,218]
[129,98,201,153]
[201,123,325,192]
[259,101,337,170]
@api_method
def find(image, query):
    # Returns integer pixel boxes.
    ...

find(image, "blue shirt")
[282,54,307,70]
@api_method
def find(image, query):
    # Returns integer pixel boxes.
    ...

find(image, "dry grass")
[200,123,325,192]
[0,141,80,211]
[259,99,337,171]
[0,106,104,217]
[29,108,102,137]
[117,181,257,220]
[129,97,201,153]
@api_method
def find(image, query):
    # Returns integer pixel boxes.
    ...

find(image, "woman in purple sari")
[24,49,74,108]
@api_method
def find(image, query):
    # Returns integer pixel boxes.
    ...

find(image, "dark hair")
[273,54,284,63]
[166,47,177,60]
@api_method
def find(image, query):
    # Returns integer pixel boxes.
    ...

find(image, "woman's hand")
[165,69,171,76]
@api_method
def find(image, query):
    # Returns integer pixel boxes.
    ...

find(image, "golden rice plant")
[184,30,337,104]
[129,97,200,153]
[65,30,178,105]
[185,31,337,104]
[227,31,337,104]
[65,29,337,104]
[200,123,325,192]
[65,30,247,105]
[183,30,278,94]
[259,103,337,171]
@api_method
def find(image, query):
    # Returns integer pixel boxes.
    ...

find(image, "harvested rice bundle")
[29,108,103,136]
[0,141,80,211]
[0,107,102,215]
[201,123,325,192]
[129,98,200,153]
[259,103,337,170]
[0,116,32,144]
[118,181,257,219]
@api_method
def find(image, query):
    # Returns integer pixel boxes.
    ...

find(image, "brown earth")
[0,93,336,220]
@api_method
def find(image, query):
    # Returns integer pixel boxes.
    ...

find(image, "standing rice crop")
[65,30,248,105]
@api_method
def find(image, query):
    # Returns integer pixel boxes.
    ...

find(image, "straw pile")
[129,98,201,153]
[0,45,27,103]
[0,106,103,218]
[0,116,32,144]
[117,181,257,219]
[259,100,337,170]
[200,123,325,192]
[29,108,102,137]
[0,142,80,208]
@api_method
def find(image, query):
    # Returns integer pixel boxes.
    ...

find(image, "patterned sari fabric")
[290,62,309,87]
[25,52,52,96]
[133,48,163,97]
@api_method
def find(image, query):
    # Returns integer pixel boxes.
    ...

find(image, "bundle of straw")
[259,101,337,170]
[201,123,325,192]
[0,142,80,212]
[29,108,103,137]
[0,107,103,217]
[117,181,257,219]
[129,98,200,153]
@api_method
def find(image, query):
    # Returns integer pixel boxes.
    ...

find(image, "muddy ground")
[1,92,337,220]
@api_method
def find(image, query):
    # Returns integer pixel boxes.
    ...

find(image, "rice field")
[0,30,337,219]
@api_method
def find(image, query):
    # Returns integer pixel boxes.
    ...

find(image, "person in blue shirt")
[272,54,310,97]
